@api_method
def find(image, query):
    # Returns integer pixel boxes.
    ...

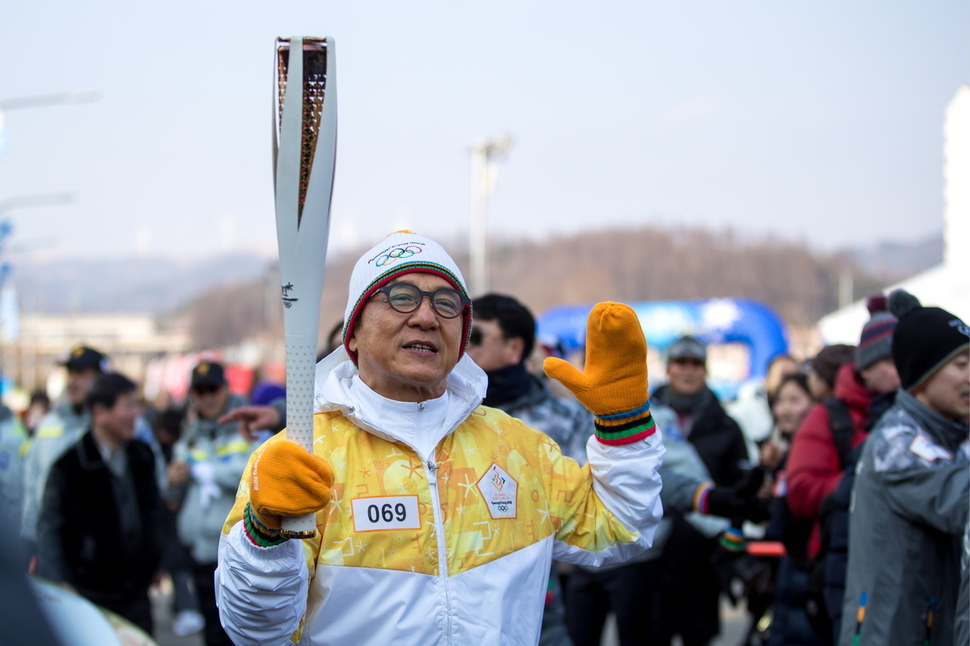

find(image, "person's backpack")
[803,397,857,644]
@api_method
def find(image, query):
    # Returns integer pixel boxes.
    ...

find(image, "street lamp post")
[0,91,99,157]
[469,135,512,297]
[0,90,96,392]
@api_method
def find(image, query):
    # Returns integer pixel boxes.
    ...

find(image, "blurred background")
[0,0,967,408]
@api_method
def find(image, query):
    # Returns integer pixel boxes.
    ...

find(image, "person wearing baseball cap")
[21,345,107,552]
[216,231,665,646]
[839,289,969,645]
[168,359,256,646]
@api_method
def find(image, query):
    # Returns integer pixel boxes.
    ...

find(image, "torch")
[273,36,337,539]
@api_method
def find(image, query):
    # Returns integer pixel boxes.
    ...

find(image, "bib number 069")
[352,495,421,532]
[369,502,406,523]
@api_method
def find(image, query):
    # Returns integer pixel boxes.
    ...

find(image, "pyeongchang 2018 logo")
[374,244,423,267]
[478,463,517,519]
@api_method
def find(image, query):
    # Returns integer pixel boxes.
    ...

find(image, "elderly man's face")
[667,358,707,396]
[350,272,465,402]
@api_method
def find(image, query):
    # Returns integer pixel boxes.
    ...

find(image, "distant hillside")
[841,235,942,282]
[14,254,270,314]
[12,229,944,345]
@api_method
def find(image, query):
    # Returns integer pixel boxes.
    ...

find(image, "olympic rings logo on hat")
[376,245,423,267]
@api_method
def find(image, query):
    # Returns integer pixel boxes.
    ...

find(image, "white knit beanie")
[343,231,471,363]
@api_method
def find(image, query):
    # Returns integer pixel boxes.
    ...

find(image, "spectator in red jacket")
[787,295,900,556]
[806,344,855,402]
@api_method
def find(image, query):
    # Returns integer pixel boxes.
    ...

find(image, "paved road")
[151,583,203,646]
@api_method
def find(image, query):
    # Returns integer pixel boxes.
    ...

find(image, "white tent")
[818,85,970,344]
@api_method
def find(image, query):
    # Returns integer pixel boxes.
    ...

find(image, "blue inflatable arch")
[536,298,789,382]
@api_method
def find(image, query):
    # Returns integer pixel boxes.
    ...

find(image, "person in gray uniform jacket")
[167,360,258,646]
[839,290,970,646]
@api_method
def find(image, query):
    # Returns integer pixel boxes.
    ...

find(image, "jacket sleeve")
[216,525,310,646]
[659,463,703,513]
[217,437,320,646]
[549,428,665,567]
[20,412,63,541]
[879,459,970,535]
[727,418,752,482]
[212,438,255,492]
[786,404,841,520]
[35,463,72,585]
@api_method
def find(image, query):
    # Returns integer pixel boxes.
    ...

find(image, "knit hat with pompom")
[856,293,898,371]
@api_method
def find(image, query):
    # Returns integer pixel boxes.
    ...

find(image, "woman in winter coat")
[762,373,824,646]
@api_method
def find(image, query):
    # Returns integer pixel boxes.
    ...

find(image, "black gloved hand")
[703,482,771,524]
[735,466,766,498]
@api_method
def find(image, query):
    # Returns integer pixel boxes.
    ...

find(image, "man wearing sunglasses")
[467,293,592,646]
[216,231,665,646]
[168,360,258,646]
[467,294,592,465]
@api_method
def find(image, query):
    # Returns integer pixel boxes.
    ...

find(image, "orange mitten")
[244,440,334,546]
[543,302,655,445]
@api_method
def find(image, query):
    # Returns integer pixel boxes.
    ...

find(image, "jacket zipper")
[419,403,453,641]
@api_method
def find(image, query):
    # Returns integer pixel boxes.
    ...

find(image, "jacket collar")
[894,389,970,452]
[75,430,107,471]
[833,362,873,415]
[313,348,487,458]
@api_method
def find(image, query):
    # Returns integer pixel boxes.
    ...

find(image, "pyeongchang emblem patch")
[477,463,517,519]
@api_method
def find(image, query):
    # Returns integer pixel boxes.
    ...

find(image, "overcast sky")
[0,1,966,263]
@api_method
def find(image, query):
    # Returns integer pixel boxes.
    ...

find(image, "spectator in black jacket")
[653,336,750,486]
[36,372,162,636]
[650,335,751,646]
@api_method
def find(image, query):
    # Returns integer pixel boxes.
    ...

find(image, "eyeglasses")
[376,282,469,319]
[191,384,221,396]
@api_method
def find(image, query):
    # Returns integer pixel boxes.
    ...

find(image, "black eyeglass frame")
[375,282,470,319]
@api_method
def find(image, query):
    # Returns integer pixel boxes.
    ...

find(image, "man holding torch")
[216,230,665,646]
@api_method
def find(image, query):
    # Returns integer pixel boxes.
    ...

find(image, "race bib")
[351,496,421,532]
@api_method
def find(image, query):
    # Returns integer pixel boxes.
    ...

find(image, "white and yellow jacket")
[216,351,664,646]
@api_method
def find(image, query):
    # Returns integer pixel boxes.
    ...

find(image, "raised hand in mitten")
[543,302,655,445]
[244,440,335,547]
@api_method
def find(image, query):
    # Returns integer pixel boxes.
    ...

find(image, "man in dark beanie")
[838,289,969,646]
